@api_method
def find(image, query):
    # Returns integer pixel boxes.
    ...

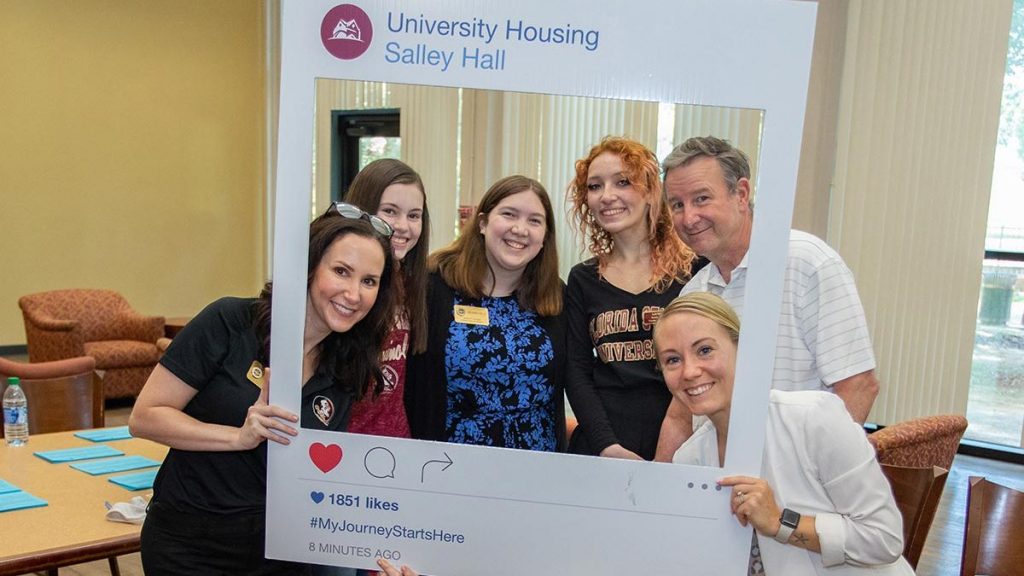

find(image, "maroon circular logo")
[320,4,373,60]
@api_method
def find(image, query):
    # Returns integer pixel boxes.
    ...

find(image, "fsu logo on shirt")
[312,395,334,426]
[381,364,399,394]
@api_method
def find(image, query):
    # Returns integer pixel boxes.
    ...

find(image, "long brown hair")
[569,136,694,293]
[430,175,562,316]
[343,158,429,354]
[252,215,397,400]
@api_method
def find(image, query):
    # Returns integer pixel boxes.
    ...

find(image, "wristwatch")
[774,508,801,544]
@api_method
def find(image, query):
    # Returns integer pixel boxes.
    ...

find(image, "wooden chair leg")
[108,555,121,576]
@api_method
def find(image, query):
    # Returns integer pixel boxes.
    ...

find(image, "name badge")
[454,304,489,326]
[247,360,266,389]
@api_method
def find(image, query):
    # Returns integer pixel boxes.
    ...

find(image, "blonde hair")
[655,292,740,344]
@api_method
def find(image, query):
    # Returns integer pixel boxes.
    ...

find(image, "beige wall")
[793,0,848,237]
[0,1,268,346]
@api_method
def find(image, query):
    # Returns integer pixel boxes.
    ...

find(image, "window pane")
[358,136,401,170]
[967,261,1024,447]
[968,0,1024,449]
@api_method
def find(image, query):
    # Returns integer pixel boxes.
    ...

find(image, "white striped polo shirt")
[680,229,876,391]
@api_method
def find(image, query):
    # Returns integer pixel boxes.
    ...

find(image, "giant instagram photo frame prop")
[267,1,816,573]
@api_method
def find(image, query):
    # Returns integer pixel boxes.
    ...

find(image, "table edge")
[0,533,139,575]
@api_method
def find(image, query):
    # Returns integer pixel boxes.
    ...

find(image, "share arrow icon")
[420,451,454,483]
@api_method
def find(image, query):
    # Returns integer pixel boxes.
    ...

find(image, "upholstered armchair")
[18,289,164,400]
[867,414,968,470]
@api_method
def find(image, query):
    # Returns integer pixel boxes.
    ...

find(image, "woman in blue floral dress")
[405,175,566,451]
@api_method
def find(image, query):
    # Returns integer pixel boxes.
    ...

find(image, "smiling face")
[375,182,424,260]
[655,311,737,420]
[305,233,386,341]
[585,152,650,237]
[664,156,751,267]
[479,189,547,282]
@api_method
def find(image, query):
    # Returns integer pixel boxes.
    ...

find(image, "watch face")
[781,508,801,528]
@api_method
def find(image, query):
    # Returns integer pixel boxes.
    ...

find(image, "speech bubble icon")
[363,446,396,479]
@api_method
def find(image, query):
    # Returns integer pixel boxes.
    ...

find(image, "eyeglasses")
[330,202,394,238]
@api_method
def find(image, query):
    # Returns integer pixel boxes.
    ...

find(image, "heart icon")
[309,442,343,473]
[310,491,325,504]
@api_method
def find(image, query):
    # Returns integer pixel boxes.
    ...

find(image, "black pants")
[141,502,312,576]
[567,385,670,461]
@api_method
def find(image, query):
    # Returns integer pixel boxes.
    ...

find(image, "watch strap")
[773,522,795,544]
[773,508,800,544]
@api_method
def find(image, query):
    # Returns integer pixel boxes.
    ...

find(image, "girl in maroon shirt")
[342,159,431,438]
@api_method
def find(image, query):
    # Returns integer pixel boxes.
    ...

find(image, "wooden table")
[0,430,167,575]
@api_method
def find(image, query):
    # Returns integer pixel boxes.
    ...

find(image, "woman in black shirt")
[564,137,697,461]
[130,207,397,575]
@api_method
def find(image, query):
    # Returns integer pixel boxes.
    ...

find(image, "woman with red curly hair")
[564,136,701,461]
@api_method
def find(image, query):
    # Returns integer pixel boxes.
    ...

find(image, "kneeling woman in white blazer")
[653,292,913,575]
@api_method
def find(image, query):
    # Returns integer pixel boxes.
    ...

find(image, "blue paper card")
[74,426,132,442]
[34,445,124,463]
[0,490,48,513]
[108,469,158,491]
[71,455,161,475]
[0,479,21,494]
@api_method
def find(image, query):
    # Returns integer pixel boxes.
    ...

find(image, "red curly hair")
[569,136,695,292]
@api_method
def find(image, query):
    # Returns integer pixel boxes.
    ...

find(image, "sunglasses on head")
[330,202,394,239]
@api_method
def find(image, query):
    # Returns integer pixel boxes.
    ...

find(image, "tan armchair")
[18,289,164,399]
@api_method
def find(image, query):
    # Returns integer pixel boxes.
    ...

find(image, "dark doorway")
[331,109,401,200]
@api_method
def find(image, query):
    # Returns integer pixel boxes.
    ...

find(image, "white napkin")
[104,495,149,524]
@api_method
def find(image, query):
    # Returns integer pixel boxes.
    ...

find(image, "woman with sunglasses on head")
[406,175,566,452]
[653,292,912,575]
[313,160,429,576]
[129,205,397,576]
[565,136,698,461]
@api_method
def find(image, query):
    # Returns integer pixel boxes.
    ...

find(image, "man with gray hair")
[654,135,879,462]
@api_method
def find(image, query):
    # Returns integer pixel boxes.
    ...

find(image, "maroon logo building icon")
[321,4,373,60]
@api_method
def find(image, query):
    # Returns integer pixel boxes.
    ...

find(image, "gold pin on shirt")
[247,360,266,389]
[453,304,490,326]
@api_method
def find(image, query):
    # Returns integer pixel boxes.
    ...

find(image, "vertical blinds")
[314,84,756,279]
[829,0,1011,424]
[673,104,763,195]
[313,80,461,250]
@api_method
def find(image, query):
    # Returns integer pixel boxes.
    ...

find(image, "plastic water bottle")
[3,377,29,446]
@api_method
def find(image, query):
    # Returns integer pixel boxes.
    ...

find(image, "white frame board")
[267,1,816,574]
